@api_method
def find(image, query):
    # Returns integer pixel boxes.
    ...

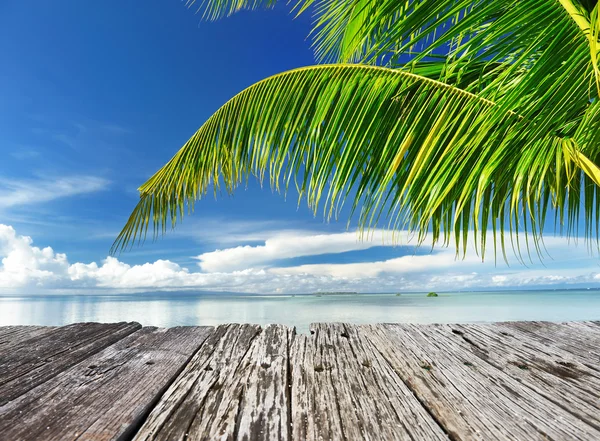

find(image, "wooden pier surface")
[1,321,600,440]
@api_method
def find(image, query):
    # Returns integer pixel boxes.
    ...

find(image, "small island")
[427,292,439,297]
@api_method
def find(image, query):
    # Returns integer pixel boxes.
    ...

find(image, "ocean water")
[1,290,599,334]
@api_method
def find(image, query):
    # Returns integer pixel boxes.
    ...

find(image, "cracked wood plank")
[439,323,600,431]
[2,321,600,441]
[0,321,141,405]
[499,321,600,364]
[0,326,212,441]
[0,326,56,352]
[290,323,448,441]
[289,332,342,441]
[133,323,290,441]
[361,323,600,441]
[235,323,291,440]
[564,321,600,335]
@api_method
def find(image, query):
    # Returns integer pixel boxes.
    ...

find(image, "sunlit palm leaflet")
[114,0,600,263]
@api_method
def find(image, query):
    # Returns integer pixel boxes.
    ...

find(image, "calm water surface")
[1,290,599,334]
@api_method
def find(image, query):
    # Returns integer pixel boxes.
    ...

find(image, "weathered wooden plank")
[361,323,600,440]
[453,322,600,383]
[2,321,600,441]
[132,324,259,441]
[0,326,56,352]
[0,326,213,441]
[133,323,290,441]
[290,323,448,441]
[499,321,600,365]
[235,324,290,440]
[440,323,600,430]
[0,321,141,405]
[564,320,600,335]
[289,332,342,441]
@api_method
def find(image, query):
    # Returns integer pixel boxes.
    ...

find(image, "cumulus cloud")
[0,175,109,208]
[1,223,600,294]
[0,224,70,288]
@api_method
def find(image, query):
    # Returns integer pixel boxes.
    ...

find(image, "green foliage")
[427,292,438,297]
[114,0,600,261]
[183,0,278,21]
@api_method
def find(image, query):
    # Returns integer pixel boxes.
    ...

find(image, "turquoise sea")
[1,290,600,334]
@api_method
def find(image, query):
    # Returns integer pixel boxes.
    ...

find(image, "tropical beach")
[2,0,600,439]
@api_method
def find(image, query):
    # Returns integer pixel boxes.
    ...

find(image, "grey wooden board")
[133,323,290,441]
[564,320,600,335]
[498,321,600,366]
[0,326,213,441]
[289,323,448,441]
[453,322,600,385]
[361,323,600,440]
[235,323,290,440]
[289,333,342,440]
[0,326,56,352]
[440,323,600,431]
[0,321,141,405]
[2,322,600,441]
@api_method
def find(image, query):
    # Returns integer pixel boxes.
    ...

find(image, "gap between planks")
[2,321,600,441]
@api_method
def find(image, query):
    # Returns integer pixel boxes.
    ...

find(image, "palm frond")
[184,0,279,20]
[112,64,597,260]
[306,0,597,140]
[192,0,597,156]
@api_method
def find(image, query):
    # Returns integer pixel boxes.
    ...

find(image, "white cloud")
[492,275,508,284]
[195,231,397,272]
[0,225,70,288]
[0,176,109,209]
[269,249,476,278]
[1,224,600,294]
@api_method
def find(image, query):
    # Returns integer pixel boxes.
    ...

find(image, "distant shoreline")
[2,287,600,298]
[311,291,359,296]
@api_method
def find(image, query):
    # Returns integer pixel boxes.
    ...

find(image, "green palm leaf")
[184,0,278,20]
[112,64,598,260]
[185,0,599,157]
[309,1,597,133]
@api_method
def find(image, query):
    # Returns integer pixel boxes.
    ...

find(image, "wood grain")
[447,323,600,430]
[133,323,291,441]
[0,325,56,352]
[1,321,600,441]
[0,326,212,441]
[290,323,448,441]
[494,322,600,369]
[0,321,141,405]
[361,323,600,440]
[500,321,600,362]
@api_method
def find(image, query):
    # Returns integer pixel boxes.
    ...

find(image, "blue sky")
[1,0,600,294]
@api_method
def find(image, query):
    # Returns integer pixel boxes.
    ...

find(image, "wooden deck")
[1,322,600,440]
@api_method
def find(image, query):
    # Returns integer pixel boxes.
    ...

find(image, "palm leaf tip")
[184,0,280,21]
[112,63,600,259]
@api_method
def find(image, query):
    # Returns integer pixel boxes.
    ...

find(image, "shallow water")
[1,290,599,334]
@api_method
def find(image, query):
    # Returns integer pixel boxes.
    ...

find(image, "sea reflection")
[0,290,599,334]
